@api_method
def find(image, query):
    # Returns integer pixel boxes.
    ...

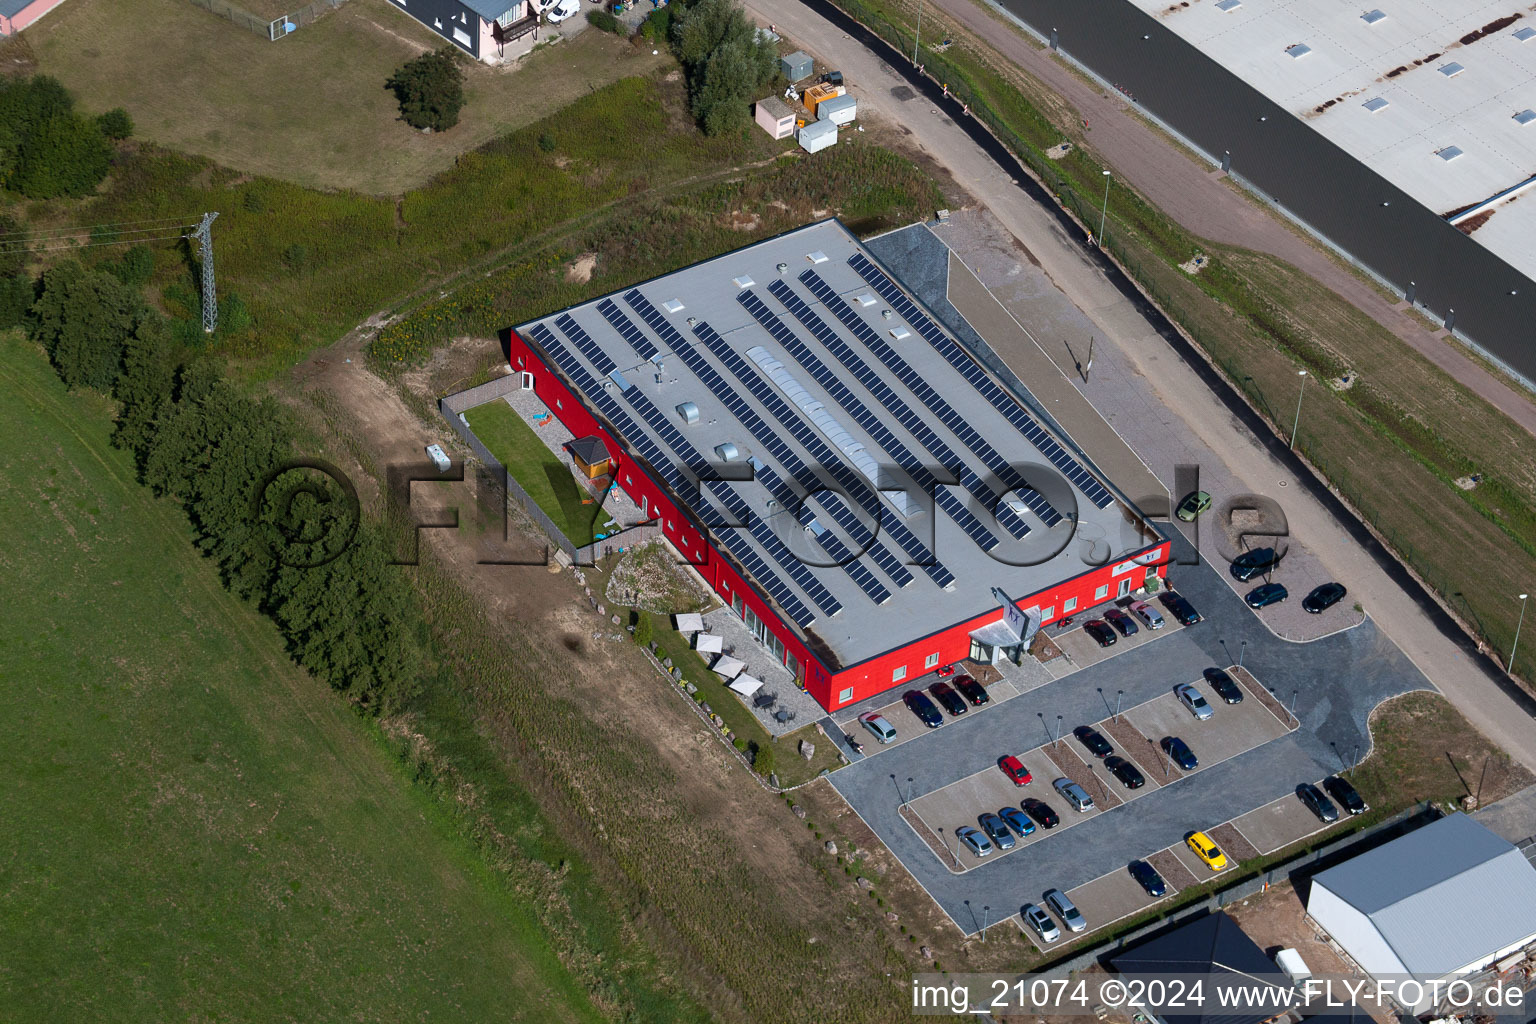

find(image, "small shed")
[567,435,613,479]
[425,443,452,473]
[802,81,844,116]
[818,93,857,126]
[780,50,813,82]
[755,96,795,140]
[798,118,837,154]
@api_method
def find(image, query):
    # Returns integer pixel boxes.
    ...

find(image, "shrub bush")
[97,107,134,140]
[586,8,622,34]
[385,49,466,132]
[0,76,112,199]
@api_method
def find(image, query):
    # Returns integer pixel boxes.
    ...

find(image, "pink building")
[1,0,69,35]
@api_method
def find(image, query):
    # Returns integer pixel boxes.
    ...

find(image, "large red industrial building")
[501,220,1169,713]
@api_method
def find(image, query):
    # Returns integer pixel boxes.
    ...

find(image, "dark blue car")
[903,690,943,728]
[1162,736,1198,771]
[1246,582,1288,609]
[1129,859,1167,898]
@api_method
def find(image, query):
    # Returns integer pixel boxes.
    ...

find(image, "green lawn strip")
[463,398,600,547]
[0,334,605,1023]
[826,0,1536,679]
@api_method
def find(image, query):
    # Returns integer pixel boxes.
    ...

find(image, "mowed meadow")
[0,332,607,1022]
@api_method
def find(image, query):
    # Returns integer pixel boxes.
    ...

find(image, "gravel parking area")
[1123,683,1292,769]
[1099,716,1171,787]
[1148,848,1201,891]
[1208,821,1261,863]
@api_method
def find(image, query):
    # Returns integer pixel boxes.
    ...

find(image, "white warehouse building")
[1306,813,1536,1006]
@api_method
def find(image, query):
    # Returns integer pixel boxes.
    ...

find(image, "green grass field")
[464,398,602,547]
[22,0,668,195]
[0,333,606,1022]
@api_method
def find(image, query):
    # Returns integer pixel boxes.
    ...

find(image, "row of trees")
[670,0,778,136]
[26,261,423,711]
[0,75,131,199]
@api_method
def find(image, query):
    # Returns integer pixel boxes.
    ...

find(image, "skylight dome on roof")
[1286,43,1312,59]
[1363,96,1389,112]
[1361,9,1385,24]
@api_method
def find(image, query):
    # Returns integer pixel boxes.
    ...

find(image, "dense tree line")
[670,0,778,136]
[25,260,422,711]
[0,76,130,199]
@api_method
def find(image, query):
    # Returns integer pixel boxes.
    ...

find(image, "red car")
[999,755,1033,786]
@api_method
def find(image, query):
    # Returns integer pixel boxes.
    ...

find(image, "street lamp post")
[1239,639,1247,672]
[1512,593,1530,674]
[912,0,925,66]
[1291,370,1308,450]
[1115,689,1124,722]
[906,777,914,809]
[1054,714,1063,746]
[938,827,955,866]
[982,905,991,942]
[1098,170,1112,247]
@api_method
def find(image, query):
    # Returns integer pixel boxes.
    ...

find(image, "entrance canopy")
[970,619,1024,647]
[728,674,764,697]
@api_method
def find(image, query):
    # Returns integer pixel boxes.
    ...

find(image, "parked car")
[1231,546,1283,581]
[998,806,1036,838]
[1246,582,1288,609]
[903,690,943,728]
[1202,668,1244,705]
[1073,726,1113,759]
[545,0,581,21]
[955,825,993,858]
[978,812,1016,850]
[1083,620,1117,647]
[1162,736,1198,771]
[1296,782,1340,823]
[1130,600,1165,630]
[1323,775,1367,815]
[1185,831,1228,871]
[1104,608,1139,637]
[1022,903,1060,943]
[1129,859,1167,898]
[1175,683,1214,721]
[1053,777,1095,812]
[929,681,967,717]
[1105,755,1146,789]
[1159,590,1201,625]
[953,673,990,706]
[1176,490,1212,522]
[1021,797,1059,829]
[999,754,1033,786]
[1044,888,1087,932]
[1303,582,1348,614]
[858,712,898,744]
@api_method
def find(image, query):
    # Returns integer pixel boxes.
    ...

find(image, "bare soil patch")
[565,253,598,283]
[1208,821,1260,864]
[1148,848,1200,892]
[1232,665,1298,728]
[1100,716,1169,781]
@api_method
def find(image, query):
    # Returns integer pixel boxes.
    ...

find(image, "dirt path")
[902,0,1536,438]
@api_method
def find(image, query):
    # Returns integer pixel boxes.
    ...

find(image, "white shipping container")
[798,118,837,154]
[818,93,857,126]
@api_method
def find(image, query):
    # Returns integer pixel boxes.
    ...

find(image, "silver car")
[1044,888,1087,933]
[955,825,993,858]
[1176,683,1214,721]
[1053,776,1095,812]
[1130,600,1165,630]
[1022,902,1060,943]
[858,712,898,744]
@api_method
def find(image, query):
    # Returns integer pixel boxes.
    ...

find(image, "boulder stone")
[824,840,838,855]
[856,876,873,891]
[920,946,934,961]
[798,739,815,761]
[885,912,899,924]
[792,804,807,819]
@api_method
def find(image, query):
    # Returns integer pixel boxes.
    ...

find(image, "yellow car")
[1186,831,1228,871]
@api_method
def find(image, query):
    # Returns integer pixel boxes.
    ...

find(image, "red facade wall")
[502,328,1167,713]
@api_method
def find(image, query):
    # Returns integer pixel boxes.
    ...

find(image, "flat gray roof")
[517,220,1156,667]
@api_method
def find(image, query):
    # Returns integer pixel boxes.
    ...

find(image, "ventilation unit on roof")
[1438,62,1465,77]
[1437,146,1465,161]
[676,401,700,425]
[807,251,829,264]
[1286,43,1312,59]
[733,274,755,289]
[889,326,911,340]
[856,293,877,307]
[1215,0,1241,10]
[662,298,686,313]
[715,442,741,462]
[1516,26,1536,41]
[776,262,789,274]
[1363,96,1389,112]
[1361,9,1385,24]
[1515,109,1536,125]
[609,369,632,390]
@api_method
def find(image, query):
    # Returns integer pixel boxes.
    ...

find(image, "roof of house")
[757,96,793,119]
[1112,912,1289,1024]
[1,0,50,18]
[567,435,611,465]
[513,220,1156,669]
[1122,0,1536,286]
[460,0,517,21]
[1309,813,1536,975]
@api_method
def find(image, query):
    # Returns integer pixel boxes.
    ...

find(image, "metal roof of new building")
[514,220,1156,669]
[1112,912,1289,1024]
[1310,813,1536,976]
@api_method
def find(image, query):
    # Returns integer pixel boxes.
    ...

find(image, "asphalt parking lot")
[828,531,1431,937]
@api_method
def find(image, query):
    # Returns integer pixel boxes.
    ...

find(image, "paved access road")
[829,531,1429,932]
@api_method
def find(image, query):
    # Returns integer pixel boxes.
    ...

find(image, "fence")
[187,0,348,40]
[1037,801,1441,978]
[437,388,580,564]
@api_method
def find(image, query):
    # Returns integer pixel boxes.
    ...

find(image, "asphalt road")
[830,530,1429,932]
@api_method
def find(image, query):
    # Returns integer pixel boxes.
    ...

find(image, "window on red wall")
[839,687,853,703]
[892,665,907,682]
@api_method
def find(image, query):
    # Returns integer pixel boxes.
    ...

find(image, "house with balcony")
[386,0,542,64]
[1,0,70,35]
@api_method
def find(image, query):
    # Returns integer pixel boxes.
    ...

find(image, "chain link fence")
[186,0,348,40]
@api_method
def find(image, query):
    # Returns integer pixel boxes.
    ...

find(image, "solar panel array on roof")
[846,252,1116,509]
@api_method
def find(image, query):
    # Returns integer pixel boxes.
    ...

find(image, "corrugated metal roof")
[1312,814,1536,976]
[1112,912,1288,1024]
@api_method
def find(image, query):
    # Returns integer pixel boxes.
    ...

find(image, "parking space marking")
[834,675,1029,754]
[1063,863,1173,937]
[1230,787,1336,855]
[1169,837,1228,880]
